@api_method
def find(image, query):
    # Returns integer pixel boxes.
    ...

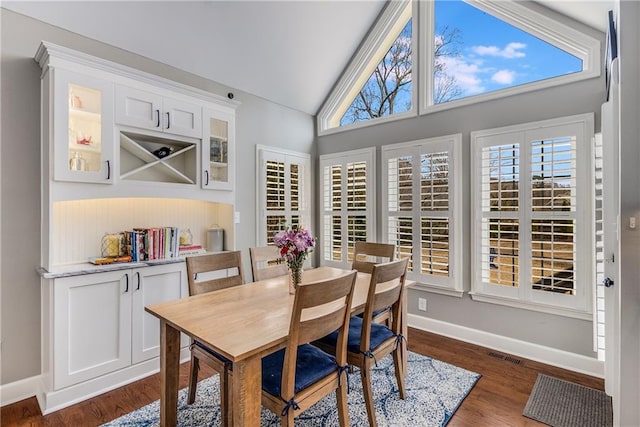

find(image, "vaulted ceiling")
[2,1,613,115]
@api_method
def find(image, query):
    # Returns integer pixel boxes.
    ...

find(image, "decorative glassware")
[101,233,123,257]
[179,228,193,246]
[288,267,303,295]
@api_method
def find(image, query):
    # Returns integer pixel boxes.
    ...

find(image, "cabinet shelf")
[70,107,101,121]
[120,131,197,184]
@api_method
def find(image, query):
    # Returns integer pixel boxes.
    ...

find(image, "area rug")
[102,351,480,426]
[523,374,613,427]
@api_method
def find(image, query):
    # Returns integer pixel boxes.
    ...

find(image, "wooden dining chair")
[261,270,357,427]
[185,250,245,426]
[249,245,288,281]
[352,241,396,325]
[352,241,395,274]
[316,257,409,427]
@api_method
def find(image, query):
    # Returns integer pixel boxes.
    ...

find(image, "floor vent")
[487,351,522,365]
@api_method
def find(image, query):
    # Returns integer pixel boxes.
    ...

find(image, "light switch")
[630,217,636,229]
[234,211,241,224]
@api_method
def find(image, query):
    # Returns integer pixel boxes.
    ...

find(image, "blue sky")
[435,0,582,98]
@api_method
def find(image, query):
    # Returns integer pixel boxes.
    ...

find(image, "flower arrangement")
[273,225,316,271]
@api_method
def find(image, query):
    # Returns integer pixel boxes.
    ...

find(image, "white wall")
[0,8,314,385]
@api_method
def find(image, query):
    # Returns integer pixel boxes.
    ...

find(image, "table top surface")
[145,266,376,362]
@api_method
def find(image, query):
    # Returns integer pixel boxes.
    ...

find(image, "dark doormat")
[523,374,612,427]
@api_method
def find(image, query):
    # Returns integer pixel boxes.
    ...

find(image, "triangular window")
[340,19,413,126]
[318,0,599,134]
[430,0,583,105]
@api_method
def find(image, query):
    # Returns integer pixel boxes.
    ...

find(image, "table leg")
[231,356,262,427]
[159,320,180,427]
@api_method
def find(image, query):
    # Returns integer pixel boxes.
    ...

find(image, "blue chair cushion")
[262,344,338,397]
[357,306,390,319]
[320,315,396,354]
[193,341,232,368]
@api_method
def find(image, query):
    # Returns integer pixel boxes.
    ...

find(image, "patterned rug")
[103,351,480,426]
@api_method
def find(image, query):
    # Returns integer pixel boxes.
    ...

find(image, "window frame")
[318,0,601,135]
[317,0,416,136]
[469,113,594,319]
[418,0,601,115]
[381,134,463,297]
[256,145,312,248]
[319,147,376,269]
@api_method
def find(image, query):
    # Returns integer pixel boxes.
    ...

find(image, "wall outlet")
[418,297,427,311]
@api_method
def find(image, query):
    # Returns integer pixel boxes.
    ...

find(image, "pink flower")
[273,225,316,270]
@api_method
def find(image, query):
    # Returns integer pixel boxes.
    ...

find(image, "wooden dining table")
[145,266,410,426]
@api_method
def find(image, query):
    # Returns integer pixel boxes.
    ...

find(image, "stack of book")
[122,227,180,262]
[178,244,206,257]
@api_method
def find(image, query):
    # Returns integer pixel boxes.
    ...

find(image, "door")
[162,97,202,138]
[54,69,114,183]
[131,263,188,364]
[115,85,163,131]
[53,270,131,389]
[601,88,620,401]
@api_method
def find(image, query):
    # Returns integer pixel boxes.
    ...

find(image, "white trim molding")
[408,313,604,378]
[0,375,41,407]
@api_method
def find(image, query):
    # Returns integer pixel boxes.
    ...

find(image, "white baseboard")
[0,374,41,407]
[408,314,604,378]
[1,348,191,412]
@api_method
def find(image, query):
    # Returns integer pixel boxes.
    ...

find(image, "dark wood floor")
[1,327,604,426]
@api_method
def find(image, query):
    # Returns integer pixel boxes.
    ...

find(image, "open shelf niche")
[120,131,198,184]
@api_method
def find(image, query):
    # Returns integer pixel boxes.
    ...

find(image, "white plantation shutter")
[257,147,311,247]
[320,148,375,269]
[471,115,593,317]
[382,134,463,295]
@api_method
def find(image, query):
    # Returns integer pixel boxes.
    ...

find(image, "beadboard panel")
[51,198,229,266]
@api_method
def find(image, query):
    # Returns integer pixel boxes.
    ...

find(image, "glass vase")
[289,267,302,295]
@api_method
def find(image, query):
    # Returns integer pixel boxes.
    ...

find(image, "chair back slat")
[352,241,395,274]
[280,270,357,396]
[249,246,288,281]
[186,251,244,296]
[361,257,409,351]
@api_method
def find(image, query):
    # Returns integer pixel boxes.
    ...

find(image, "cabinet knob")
[166,112,170,129]
[124,273,129,292]
[136,271,141,290]
[155,109,161,128]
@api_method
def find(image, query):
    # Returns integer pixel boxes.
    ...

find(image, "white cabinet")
[51,270,130,390]
[51,69,115,183]
[115,85,202,139]
[202,107,235,191]
[131,264,188,363]
[48,263,187,391]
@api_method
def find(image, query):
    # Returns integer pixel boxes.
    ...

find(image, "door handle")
[604,277,614,288]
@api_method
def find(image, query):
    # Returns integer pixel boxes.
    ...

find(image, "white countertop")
[37,258,185,279]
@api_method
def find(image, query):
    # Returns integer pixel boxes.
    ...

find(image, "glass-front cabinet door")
[202,107,235,191]
[53,69,114,183]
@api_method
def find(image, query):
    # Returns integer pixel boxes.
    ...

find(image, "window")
[318,0,415,133]
[320,148,375,269]
[257,146,311,246]
[470,114,594,317]
[382,134,463,296]
[340,18,413,127]
[318,0,600,134]
[426,0,583,106]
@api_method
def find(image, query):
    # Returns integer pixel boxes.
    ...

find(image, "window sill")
[469,292,592,321]
[410,282,464,298]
